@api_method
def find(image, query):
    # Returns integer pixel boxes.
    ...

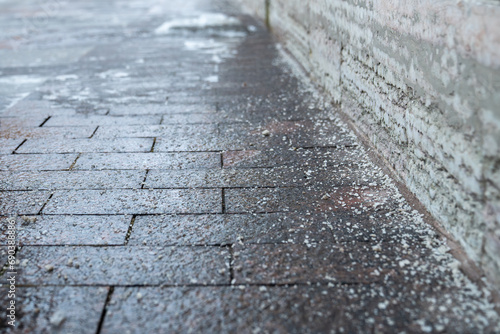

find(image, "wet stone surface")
[0,191,51,215]
[0,126,95,140]
[73,152,221,170]
[0,154,78,171]
[101,285,499,334]
[94,124,218,138]
[0,170,146,190]
[222,147,369,168]
[0,139,23,154]
[16,138,154,154]
[225,186,400,214]
[0,215,131,246]
[0,287,108,334]
[17,246,229,285]
[44,189,222,214]
[128,213,336,246]
[0,0,498,332]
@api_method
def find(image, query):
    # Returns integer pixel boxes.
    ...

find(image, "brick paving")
[0,0,499,333]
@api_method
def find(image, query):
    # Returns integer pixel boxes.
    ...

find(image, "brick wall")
[236,0,500,289]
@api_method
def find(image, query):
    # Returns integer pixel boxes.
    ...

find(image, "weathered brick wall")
[237,0,500,289]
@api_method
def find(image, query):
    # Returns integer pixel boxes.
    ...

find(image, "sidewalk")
[0,0,499,332]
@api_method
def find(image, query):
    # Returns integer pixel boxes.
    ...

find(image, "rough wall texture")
[237,0,500,289]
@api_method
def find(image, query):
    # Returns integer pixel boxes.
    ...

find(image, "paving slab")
[219,120,357,148]
[222,147,370,168]
[0,170,146,190]
[43,189,222,214]
[0,215,131,246]
[232,243,437,285]
[0,154,78,171]
[225,186,400,214]
[44,115,162,127]
[144,166,379,189]
[128,213,336,246]
[0,116,49,128]
[16,138,154,154]
[2,100,76,117]
[108,103,216,115]
[17,246,229,285]
[0,139,24,154]
[94,124,218,138]
[101,286,500,334]
[0,126,95,140]
[73,152,221,170]
[0,287,108,334]
[0,191,51,215]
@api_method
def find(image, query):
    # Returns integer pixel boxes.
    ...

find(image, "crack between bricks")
[37,193,53,215]
[150,138,157,152]
[221,188,226,213]
[89,126,99,138]
[68,153,81,171]
[124,215,137,245]
[141,170,150,189]
[12,139,27,154]
[95,286,114,334]
[39,116,51,127]
[229,245,235,285]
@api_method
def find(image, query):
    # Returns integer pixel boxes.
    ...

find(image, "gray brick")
[225,186,399,214]
[0,215,130,246]
[232,243,431,285]
[0,126,95,140]
[16,138,153,153]
[100,285,500,334]
[94,124,217,138]
[0,191,51,215]
[0,154,77,171]
[45,115,161,126]
[73,152,220,170]
[0,139,24,154]
[108,103,216,115]
[17,246,229,285]
[0,287,108,334]
[43,189,221,214]
[128,213,335,246]
[0,170,146,190]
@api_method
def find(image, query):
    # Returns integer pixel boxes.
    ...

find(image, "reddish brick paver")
[0,0,498,332]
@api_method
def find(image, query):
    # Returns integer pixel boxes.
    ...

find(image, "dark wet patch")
[232,243,442,285]
[225,186,399,214]
[101,285,498,334]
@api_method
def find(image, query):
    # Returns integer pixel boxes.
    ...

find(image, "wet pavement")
[0,0,499,333]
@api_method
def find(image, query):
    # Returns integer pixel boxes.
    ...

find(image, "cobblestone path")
[0,0,499,333]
